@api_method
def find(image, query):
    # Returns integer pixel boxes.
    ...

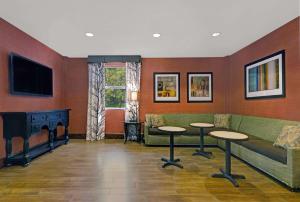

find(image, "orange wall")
[63,57,228,136]
[139,58,228,121]
[63,58,125,136]
[63,58,88,135]
[227,17,300,121]
[0,18,65,159]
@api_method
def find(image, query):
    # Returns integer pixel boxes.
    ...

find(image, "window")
[105,67,126,108]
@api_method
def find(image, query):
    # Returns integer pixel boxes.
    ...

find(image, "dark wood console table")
[0,109,71,166]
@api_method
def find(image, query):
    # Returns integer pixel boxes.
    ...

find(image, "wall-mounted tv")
[9,53,53,97]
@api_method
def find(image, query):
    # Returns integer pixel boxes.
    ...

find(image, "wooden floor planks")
[0,139,299,202]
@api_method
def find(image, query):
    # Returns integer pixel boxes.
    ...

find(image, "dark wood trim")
[69,133,86,139]
[144,144,218,147]
[187,72,213,103]
[69,133,124,139]
[0,158,4,168]
[153,72,180,103]
[105,133,124,139]
[244,50,286,100]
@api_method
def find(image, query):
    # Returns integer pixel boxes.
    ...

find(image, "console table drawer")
[31,114,48,123]
[31,124,42,134]
[49,112,66,120]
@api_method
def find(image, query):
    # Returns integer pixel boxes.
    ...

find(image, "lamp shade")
[131,91,138,101]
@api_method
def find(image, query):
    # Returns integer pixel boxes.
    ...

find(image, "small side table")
[190,123,214,159]
[209,131,248,187]
[124,122,143,144]
[158,126,186,169]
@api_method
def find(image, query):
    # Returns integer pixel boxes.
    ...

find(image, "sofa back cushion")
[145,114,165,128]
[230,114,243,131]
[161,114,214,127]
[273,125,300,149]
[238,115,300,142]
[214,114,231,129]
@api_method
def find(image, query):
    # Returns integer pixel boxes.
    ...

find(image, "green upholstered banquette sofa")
[144,113,300,190]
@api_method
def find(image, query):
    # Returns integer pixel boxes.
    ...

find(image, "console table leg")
[53,128,58,141]
[49,130,54,152]
[64,127,69,144]
[23,137,30,166]
[5,137,12,166]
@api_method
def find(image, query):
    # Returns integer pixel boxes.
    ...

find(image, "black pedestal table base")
[212,140,245,187]
[161,132,183,169]
[192,127,212,159]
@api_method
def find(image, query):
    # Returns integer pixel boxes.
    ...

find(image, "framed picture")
[245,50,285,99]
[187,72,213,102]
[153,72,180,102]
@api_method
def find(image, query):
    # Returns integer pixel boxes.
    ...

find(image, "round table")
[209,131,248,187]
[190,123,214,159]
[158,126,186,169]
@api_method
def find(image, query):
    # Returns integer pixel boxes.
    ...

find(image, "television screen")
[9,53,53,96]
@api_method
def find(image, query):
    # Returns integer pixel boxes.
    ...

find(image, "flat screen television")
[9,53,53,96]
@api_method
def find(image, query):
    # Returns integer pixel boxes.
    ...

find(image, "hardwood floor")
[0,139,299,202]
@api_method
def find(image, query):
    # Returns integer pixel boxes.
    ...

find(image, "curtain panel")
[86,63,106,141]
[125,62,141,122]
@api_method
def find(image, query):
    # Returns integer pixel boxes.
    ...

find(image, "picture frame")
[153,72,180,103]
[187,72,213,102]
[244,50,285,99]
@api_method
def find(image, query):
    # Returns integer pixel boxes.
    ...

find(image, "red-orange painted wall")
[63,58,88,135]
[227,17,300,121]
[63,57,229,136]
[0,18,65,159]
[139,58,229,121]
[63,58,125,137]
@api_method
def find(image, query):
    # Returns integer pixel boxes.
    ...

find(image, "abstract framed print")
[245,50,285,99]
[153,72,180,102]
[187,72,213,102]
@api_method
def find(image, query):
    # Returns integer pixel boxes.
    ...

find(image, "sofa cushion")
[182,127,225,136]
[149,127,193,136]
[162,114,214,127]
[145,114,165,128]
[149,126,230,136]
[230,114,243,131]
[148,127,161,135]
[274,125,300,149]
[214,114,231,129]
[234,136,287,164]
[238,116,299,142]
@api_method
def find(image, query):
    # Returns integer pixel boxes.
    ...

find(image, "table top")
[209,131,248,141]
[190,123,214,128]
[158,126,186,133]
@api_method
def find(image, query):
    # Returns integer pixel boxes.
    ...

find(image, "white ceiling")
[0,0,299,57]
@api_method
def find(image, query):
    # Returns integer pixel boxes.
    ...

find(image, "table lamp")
[130,91,138,122]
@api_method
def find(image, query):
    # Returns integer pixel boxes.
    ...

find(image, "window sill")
[105,108,125,110]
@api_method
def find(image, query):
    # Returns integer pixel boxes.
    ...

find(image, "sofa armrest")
[287,147,300,188]
[143,125,150,144]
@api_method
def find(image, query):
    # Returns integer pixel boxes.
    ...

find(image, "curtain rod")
[88,55,141,63]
